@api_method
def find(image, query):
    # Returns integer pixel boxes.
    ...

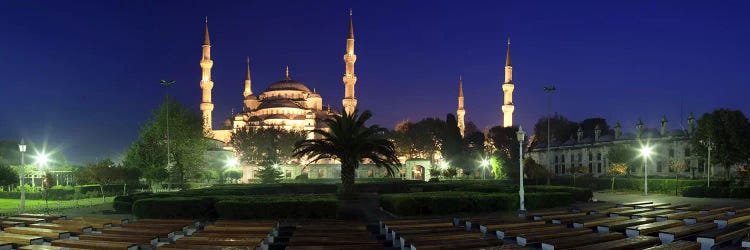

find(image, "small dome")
[309,92,322,98]
[264,79,311,92]
[266,114,290,120]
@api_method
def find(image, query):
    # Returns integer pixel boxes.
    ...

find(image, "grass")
[0,197,115,215]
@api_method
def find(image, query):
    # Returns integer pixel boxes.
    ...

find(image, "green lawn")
[0,197,114,212]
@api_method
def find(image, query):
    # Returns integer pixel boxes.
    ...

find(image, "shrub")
[380,191,580,216]
[112,195,133,212]
[525,186,593,202]
[524,192,574,209]
[132,197,215,219]
[215,194,336,219]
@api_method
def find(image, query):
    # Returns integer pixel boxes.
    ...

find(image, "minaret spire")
[342,8,358,114]
[457,75,466,137]
[284,65,290,80]
[243,56,252,97]
[501,37,515,127]
[199,17,215,135]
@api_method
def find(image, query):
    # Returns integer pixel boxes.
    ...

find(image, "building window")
[578,153,583,163]
[588,153,593,161]
[561,155,566,163]
[318,169,326,178]
[669,148,675,158]
[597,163,602,173]
[588,163,593,173]
[367,169,374,177]
[597,153,602,161]
[285,169,292,178]
[399,169,406,178]
[555,156,559,163]
[685,147,691,157]
[698,159,705,172]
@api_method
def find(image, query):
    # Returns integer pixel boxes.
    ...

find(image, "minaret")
[243,56,252,97]
[342,9,358,115]
[501,38,515,127]
[199,17,214,134]
[457,75,466,137]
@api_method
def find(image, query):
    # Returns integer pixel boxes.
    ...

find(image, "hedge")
[549,177,728,194]
[132,197,216,219]
[681,186,750,198]
[379,191,576,216]
[215,194,337,219]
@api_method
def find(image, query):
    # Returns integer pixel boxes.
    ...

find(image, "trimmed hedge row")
[216,195,336,219]
[681,186,750,198]
[131,194,336,219]
[379,191,574,216]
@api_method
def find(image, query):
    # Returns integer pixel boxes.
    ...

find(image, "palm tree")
[293,109,401,194]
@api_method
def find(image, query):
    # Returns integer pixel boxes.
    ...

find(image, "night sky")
[1,1,748,164]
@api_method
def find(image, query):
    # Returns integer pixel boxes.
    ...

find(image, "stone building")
[527,114,725,178]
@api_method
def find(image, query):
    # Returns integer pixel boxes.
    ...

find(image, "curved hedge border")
[132,197,216,219]
[216,195,336,219]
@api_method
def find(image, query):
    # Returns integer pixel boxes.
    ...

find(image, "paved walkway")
[593,191,750,208]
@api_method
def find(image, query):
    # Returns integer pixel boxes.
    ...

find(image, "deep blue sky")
[1,1,748,164]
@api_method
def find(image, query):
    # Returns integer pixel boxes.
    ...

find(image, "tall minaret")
[457,75,466,137]
[243,56,252,97]
[342,9,358,115]
[501,38,515,127]
[199,17,214,134]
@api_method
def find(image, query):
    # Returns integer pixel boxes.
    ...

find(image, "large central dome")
[264,78,311,92]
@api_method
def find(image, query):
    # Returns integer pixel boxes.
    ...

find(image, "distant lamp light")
[481,159,490,168]
[225,157,239,168]
[640,144,654,195]
[440,161,449,170]
[640,145,653,158]
[18,139,26,153]
[34,152,50,167]
[273,163,280,169]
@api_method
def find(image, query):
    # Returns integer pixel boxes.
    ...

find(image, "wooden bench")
[0,232,44,245]
[593,206,633,215]
[573,216,629,229]
[552,214,606,225]
[409,238,502,250]
[684,213,729,225]
[642,240,700,250]
[389,226,464,246]
[4,217,45,224]
[656,211,699,222]
[380,218,450,234]
[699,206,734,215]
[137,218,196,226]
[479,220,545,236]
[159,244,256,249]
[285,245,384,250]
[636,202,671,209]
[528,210,574,221]
[714,213,750,229]
[631,209,676,219]
[540,232,624,250]
[658,222,715,244]
[597,218,655,233]
[742,235,749,248]
[516,228,592,246]
[385,222,455,240]
[696,223,750,250]
[29,222,92,233]
[496,224,566,239]
[203,224,276,234]
[52,239,138,250]
[0,221,25,228]
[71,217,127,225]
[0,241,13,250]
[625,220,683,237]
[15,214,65,222]
[4,226,71,239]
[654,204,690,210]
[399,232,479,250]
[53,219,110,228]
[101,227,177,239]
[573,235,659,250]
[19,245,86,250]
[617,201,652,208]
[79,233,159,246]
[610,208,653,217]
[175,236,263,246]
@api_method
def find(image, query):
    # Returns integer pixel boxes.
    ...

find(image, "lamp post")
[35,152,50,213]
[18,139,26,214]
[702,140,714,187]
[160,80,176,172]
[639,145,653,195]
[516,126,526,212]
[543,85,556,179]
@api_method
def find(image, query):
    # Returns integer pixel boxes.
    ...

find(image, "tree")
[607,163,628,192]
[490,156,506,180]
[442,167,458,179]
[487,126,520,181]
[42,171,54,212]
[79,158,119,200]
[411,118,446,163]
[293,110,401,194]
[223,169,243,184]
[608,144,636,174]
[579,118,611,139]
[123,98,208,190]
[0,164,18,191]
[669,159,688,195]
[524,158,550,185]
[231,127,306,165]
[531,114,578,147]
[691,109,750,179]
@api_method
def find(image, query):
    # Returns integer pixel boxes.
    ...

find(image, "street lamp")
[701,140,714,187]
[516,126,526,213]
[34,151,51,213]
[18,139,26,214]
[160,80,176,173]
[543,85,556,179]
[639,145,653,195]
[225,156,239,169]
[480,159,490,180]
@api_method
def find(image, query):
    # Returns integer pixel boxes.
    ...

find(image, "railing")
[0,197,115,217]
